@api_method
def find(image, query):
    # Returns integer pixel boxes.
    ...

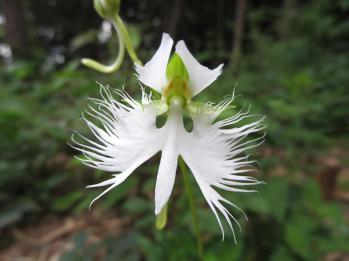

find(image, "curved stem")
[115,15,142,65]
[179,157,205,261]
[81,20,125,73]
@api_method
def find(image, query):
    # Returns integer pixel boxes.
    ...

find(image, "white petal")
[154,110,183,214]
[179,105,264,240]
[175,41,223,96]
[73,85,164,205]
[135,33,173,93]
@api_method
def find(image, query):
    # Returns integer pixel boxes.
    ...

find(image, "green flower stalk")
[82,0,141,73]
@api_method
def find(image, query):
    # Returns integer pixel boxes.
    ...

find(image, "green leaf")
[285,214,315,260]
[260,178,288,222]
[52,191,83,211]
[123,197,151,214]
[270,246,294,261]
[232,192,269,215]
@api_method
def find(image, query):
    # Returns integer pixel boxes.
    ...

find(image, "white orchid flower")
[73,33,265,240]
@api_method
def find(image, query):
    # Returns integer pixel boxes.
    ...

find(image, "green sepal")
[155,204,168,230]
[166,54,189,81]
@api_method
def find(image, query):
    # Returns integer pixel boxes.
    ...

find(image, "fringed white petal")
[72,85,163,206]
[175,40,223,96]
[134,33,173,93]
[179,101,265,242]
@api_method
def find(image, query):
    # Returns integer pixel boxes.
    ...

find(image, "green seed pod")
[93,0,120,20]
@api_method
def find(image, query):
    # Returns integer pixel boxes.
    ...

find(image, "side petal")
[135,33,173,93]
[179,105,264,241]
[175,40,223,96]
[72,85,163,205]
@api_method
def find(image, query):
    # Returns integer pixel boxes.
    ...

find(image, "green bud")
[166,53,189,81]
[93,0,120,20]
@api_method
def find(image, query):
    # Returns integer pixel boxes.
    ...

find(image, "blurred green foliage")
[0,0,349,260]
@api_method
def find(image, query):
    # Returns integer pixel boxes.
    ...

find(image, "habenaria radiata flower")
[72,33,265,240]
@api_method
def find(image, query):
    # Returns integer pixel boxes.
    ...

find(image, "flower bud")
[93,0,120,20]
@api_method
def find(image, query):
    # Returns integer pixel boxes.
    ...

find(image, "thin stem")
[81,19,125,73]
[115,15,142,65]
[81,15,142,73]
[179,157,205,261]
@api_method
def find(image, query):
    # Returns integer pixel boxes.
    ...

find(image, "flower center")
[163,77,191,107]
[163,54,192,106]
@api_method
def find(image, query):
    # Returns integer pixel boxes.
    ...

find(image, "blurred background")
[0,0,349,260]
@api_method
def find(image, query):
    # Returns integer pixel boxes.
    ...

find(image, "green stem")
[115,15,142,65]
[81,15,142,73]
[81,19,125,73]
[179,157,205,261]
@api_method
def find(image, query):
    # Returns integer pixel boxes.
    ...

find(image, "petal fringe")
[72,84,163,205]
[180,101,265,241]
